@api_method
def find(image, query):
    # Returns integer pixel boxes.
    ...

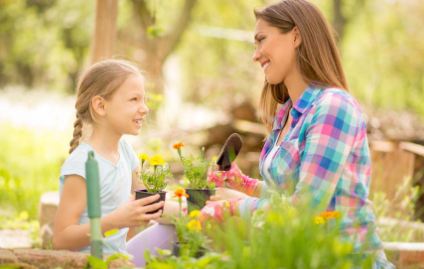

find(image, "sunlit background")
[1,0,424,250]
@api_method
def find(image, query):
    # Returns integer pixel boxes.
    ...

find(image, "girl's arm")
[53,174,163,250]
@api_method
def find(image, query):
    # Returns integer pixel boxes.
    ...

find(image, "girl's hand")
[207,163,259,196]
[110,194,164,228]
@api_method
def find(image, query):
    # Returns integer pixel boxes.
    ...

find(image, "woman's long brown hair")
[255,0,348,133]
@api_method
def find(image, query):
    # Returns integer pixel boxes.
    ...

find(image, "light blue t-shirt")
[59,138,139,254]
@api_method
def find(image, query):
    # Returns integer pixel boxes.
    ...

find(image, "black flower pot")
[135,189,166,214]
[185,188,216,213]
[172,242,208,258]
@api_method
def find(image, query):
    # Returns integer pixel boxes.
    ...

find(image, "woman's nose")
[252,48,261,62]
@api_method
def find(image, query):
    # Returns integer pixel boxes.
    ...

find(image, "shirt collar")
[272,85,322,131]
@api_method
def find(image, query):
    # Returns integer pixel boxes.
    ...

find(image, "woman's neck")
[284,68,309,104]
[86,125,122,162]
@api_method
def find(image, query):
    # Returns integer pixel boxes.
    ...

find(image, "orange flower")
[173,142,185,150]
[173,188,189,198]
[320,211,341,220]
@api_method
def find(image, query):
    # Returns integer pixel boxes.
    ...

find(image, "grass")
[0,123,68,220]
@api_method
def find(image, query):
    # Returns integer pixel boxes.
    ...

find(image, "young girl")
[201,1,395,268]
[53,59,164,254]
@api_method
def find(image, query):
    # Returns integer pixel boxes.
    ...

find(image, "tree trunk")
[90,0,119,64]
[131,0,197,94]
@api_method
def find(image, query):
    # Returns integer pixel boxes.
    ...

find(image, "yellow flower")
[150,155,166,166]
[314,216,325,225]
[104,229,119,237]
[187,219,201,231]
[223,201,230,208]
[139,154,150,161]
[189,210,201,218]
[173,188,189,198]
[173,142,184,149]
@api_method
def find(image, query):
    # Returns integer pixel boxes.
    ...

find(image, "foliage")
[144,249,231,269]
[167,188,210,258]
[0,123,66,219]
[144,191,377,268]
[373,176,424,242]
[0,0,93,91]
[84,229,133,269]
[136,154,172,193]
[174,143,214,189]
[0,211,40,245]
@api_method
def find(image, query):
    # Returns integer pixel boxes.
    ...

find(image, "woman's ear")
[293,26,302,48]
[91,95,106,117]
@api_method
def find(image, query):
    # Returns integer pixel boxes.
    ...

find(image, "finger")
[142,210,163,221]
[134,194,161,206]
[140,201,164,213]
[209,195,221,201]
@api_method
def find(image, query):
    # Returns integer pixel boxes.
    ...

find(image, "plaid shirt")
[239,85,382,251]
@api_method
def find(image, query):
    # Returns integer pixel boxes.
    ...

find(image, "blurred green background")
[0,0,423,233]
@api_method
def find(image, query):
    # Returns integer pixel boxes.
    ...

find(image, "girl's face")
[103,74,149,136]
[253,19,299,85]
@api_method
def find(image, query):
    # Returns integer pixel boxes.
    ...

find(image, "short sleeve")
[120,139,139,172]
[60,150,88,184]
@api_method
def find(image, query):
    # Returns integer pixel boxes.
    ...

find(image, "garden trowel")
[216,133,243,171]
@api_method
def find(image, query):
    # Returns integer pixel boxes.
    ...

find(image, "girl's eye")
[131,97,137,101]
[258,37,265,43]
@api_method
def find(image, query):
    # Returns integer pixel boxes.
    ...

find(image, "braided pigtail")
[69,113,83,154]
[68,59,143,155]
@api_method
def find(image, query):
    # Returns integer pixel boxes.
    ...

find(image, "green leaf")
[105,252,130,266]
[156,247,172,256]
[86,256,107,269]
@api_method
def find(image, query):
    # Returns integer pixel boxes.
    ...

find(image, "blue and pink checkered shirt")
[239,85,382,251]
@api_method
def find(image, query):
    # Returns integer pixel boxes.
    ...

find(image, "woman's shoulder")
[314,87,361,113]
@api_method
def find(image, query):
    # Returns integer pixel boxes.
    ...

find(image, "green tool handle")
[86,151,103,259]
[86,151,101,218]
[90,218,103,258]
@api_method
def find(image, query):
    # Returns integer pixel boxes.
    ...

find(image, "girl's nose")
[141,104,149,115]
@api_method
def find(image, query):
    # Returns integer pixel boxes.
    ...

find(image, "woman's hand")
[209,188,249,202]
[108,194,164,228]
[207,163,259,196]
[198,198,243,224]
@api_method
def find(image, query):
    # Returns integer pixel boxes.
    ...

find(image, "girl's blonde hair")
[69,59,143,154]
[255,0,348,133]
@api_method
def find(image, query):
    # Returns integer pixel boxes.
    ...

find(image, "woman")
[201,1,394,267]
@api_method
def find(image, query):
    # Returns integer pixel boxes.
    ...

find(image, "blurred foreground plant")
[144,191,376,268]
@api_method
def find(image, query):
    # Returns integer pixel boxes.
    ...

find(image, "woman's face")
[253,19,299,85]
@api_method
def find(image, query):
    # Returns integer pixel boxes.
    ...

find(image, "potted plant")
[168,188,210,258]
[135,154,173,214]
[173,142,215,212]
